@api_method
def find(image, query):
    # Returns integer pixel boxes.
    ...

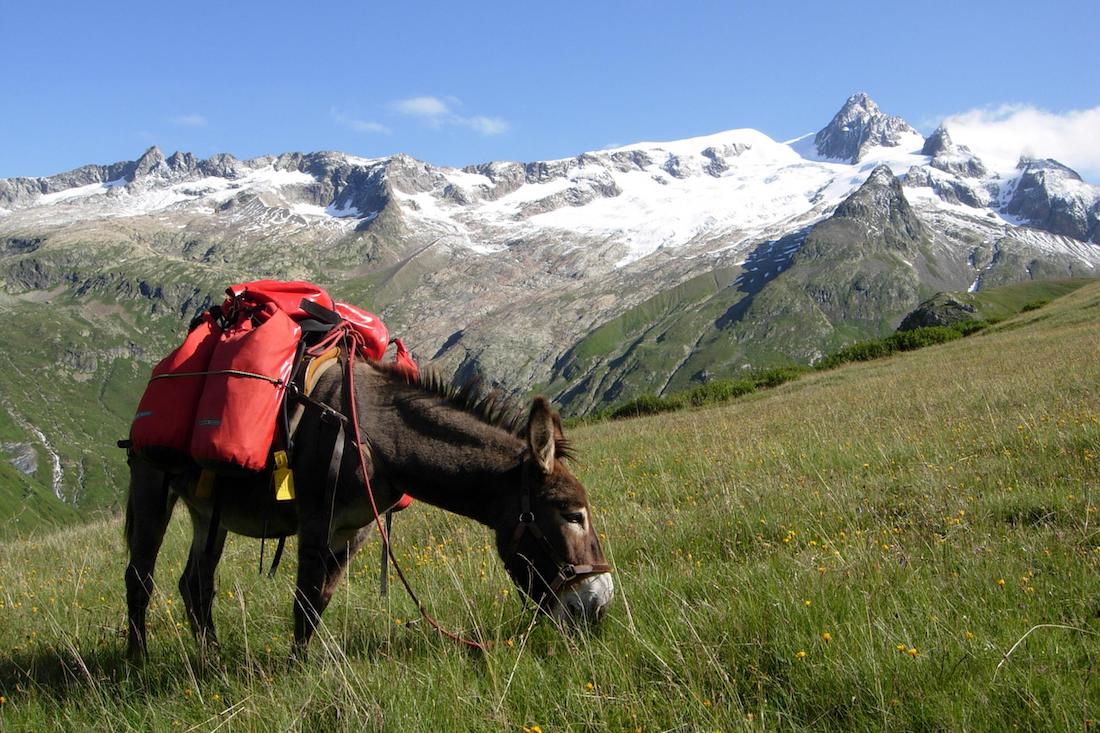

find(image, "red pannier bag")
[334,301,388,360]
[190,304,302,473]
[130,312,222,467]
[225,280,335,321]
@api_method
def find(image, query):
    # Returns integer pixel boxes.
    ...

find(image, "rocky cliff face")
[1002,158,1100,243]
[813,93,922,163]
[921,126,988,178]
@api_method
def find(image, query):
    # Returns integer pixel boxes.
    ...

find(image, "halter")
[502,459,613,604]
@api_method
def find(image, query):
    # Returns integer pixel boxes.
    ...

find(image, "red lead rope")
[340,329,489,652]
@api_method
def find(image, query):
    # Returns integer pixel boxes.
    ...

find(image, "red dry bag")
[190,304,301,473]
[224,280,335,321]
[334,301,389,360]
[130,312,222,467]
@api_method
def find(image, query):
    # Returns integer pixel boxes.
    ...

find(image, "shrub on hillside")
[749,365,810,389]
[887,325,962,352]
[815,339,896,370]
[951,319,990,336]
[1021,299,1050,312]
[607,394,682,420]
[816,322,981,370]
[685,379,755,407]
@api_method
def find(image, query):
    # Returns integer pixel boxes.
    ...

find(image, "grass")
[1,283,1099,730]
[966,278,1092,321]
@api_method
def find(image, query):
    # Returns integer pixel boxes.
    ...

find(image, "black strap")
[323,420,346,543]
[299,299,343,325]
[267,537,287,578]
[259,522,267,575]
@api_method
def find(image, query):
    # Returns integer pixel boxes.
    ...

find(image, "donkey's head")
[495,397,614,624]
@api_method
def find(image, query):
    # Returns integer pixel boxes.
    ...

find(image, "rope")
[341,327,488,652]
[150,369,284,385]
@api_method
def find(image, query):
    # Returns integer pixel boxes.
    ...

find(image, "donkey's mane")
[372,361,527,436]
[370,360,575,459]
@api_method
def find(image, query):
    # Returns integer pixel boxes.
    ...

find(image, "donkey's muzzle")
[555,572,614,625]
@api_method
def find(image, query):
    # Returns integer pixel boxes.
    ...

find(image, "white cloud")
[171,114,208,128]
[943,104,1100,180]
[391,95,451,120]
[465,115,510,136]
[390,95,509,136]
[331,108,391,135]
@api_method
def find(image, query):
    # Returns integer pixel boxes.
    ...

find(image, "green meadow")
[1,282,1098,731]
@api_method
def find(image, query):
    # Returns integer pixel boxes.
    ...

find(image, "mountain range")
[1,92,1098,521]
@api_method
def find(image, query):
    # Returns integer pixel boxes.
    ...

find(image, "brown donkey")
[124,361,614,658]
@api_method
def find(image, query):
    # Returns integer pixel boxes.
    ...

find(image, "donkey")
[123,360,614,658]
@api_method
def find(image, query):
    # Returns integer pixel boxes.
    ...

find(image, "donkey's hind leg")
[293,526,372,650]
[124,461,176,661]
[179,503,228,651]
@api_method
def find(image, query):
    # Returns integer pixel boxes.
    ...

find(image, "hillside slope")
[1,282,1097,730]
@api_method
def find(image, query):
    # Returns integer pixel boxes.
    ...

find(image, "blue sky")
[3,0,1099,179]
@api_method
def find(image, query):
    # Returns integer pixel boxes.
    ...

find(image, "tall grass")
[1,284,1099,730]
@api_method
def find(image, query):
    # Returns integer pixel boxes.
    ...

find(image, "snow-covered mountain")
[1,93,1099,416]
[5,91,1100,514]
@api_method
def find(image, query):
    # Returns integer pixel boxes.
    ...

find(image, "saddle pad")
[287,346,342,438]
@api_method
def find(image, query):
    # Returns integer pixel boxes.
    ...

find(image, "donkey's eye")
[562,511,585,525]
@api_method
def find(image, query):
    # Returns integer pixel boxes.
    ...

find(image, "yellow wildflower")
[821,632,832,643]
[795,650,807,659]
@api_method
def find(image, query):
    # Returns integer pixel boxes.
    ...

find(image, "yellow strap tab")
[195,469,215,499]
[273,450,295,501]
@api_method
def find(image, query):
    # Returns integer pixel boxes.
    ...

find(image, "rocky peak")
[833,165,927,245]
[920,126,953,157]
[1003,158,1099,243]
[921,125,987,178]
[1016,156,1083,181]
[814,93,921,163]
[131,146,166,179]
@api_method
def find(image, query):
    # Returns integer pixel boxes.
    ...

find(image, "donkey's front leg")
[179,504,228,651]
[293,527,372,651]
[124,462,176,661]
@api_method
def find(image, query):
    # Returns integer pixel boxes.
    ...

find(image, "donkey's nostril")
[567,599,584,618]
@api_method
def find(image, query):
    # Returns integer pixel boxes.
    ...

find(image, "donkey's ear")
[527,396,558,474]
